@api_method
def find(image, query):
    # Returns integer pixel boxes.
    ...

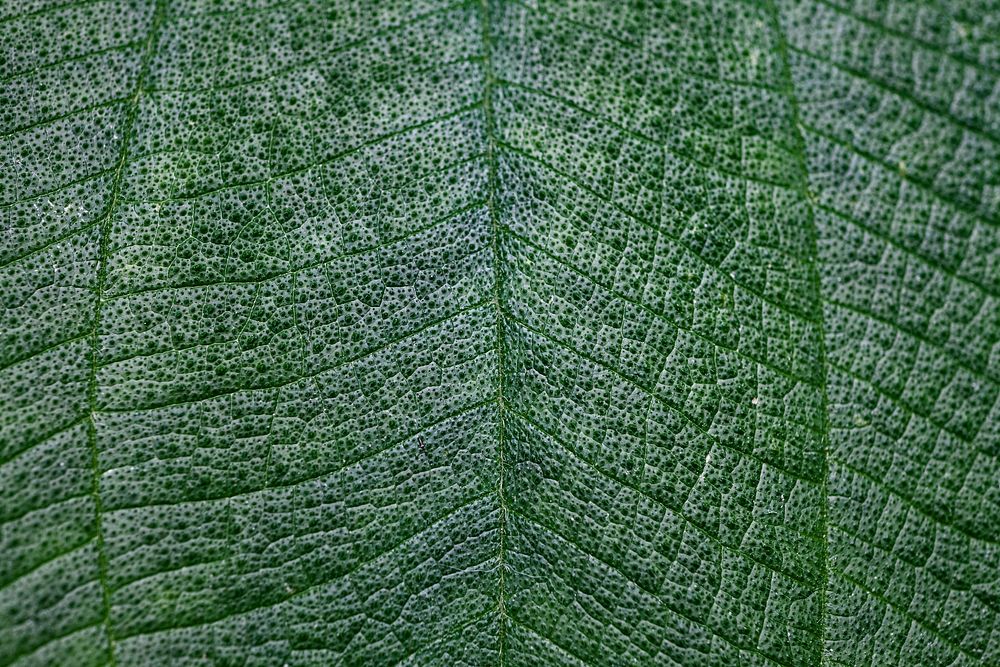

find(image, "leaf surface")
[1,1,998,665]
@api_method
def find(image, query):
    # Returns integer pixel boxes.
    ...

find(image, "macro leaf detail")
[1,0,998,665]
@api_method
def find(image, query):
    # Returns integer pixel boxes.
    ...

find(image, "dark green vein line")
[138,4,473,100]
[814,202,998,300]
[508,0,781,95]
[496,77,797,190]
[831,569,983,662]
[0,39,145,84]
[103,397,495,515]
[97,299,491,414]
[83,1,168,664]
[168,0,302,20]
[763,1,831,664]
[387,608,497,667]
[105,405,499,594]
[824,298,997,385]
[148,50,479,97]
[505,227,823,393]
[505,310,822,487]
[116,492,492,641]
[802,121,999,230]
[788,43,1000,147]
[508,406,822,587]
[0,415,88,472]
[124,102,483,206]
[826,359,989,454]
[0,219,99,271]
[0,535,93,593]
[2,620,104,666]
[478,1,509,664]
[0,491,92,532]
[100,196,487,306]
[0,167,116,211]
[1,95,130,139]
[509,509,798,667]
[0,331,91,376]
[507,617,600,667]
[0,0,106,27]
[496,142,821,327]
[829,456,1000,548]
[808,0,1000,79]
[829,523,999,614]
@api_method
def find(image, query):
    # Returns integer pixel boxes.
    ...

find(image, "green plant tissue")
[1,0,998,665]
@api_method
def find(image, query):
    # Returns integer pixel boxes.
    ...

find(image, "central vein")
[478,0,511,663]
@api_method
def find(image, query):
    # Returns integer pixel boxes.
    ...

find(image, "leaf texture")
[1,0,998,665]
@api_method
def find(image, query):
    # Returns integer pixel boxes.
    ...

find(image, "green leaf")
[2,0,998,665]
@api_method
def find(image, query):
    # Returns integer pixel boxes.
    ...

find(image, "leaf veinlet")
[84,0,168,663]
[478,0,510,662]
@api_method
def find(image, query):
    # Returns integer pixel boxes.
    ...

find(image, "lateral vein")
[84,1,168,664]
[763,1,832,664]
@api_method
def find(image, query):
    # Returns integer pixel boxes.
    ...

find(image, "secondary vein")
[763,1,832,664]
[84,0,168,664]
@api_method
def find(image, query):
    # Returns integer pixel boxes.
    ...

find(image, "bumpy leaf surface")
[2,0,998,665]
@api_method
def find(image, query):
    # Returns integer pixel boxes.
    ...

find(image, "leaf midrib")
[78,3,835,665]
[477,1,511,664]
[477,1,834,664]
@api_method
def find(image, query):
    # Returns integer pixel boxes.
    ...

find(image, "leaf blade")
[2,0,997,665]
